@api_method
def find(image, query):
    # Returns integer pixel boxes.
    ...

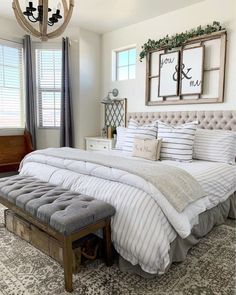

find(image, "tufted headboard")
[127,110,236,131]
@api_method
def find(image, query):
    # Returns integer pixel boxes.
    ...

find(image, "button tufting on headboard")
[127,111,236,131]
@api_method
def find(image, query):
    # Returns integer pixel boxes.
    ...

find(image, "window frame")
[34,42,62,129]
[115,46,136,81]
[0,38,25,130]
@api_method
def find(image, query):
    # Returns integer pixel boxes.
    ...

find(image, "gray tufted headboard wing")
[127,110,236,131]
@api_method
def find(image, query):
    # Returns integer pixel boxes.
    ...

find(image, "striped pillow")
[193,129,236,164]
[158,121,198,162]
[115,127,127,150]
[123,119,158,152]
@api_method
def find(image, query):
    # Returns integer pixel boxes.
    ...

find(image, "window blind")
[36,48,62,128]
[0,40,24,128]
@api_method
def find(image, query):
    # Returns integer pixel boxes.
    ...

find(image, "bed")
[18,110,236,276]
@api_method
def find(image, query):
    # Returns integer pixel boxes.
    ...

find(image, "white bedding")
[19,148,236,275]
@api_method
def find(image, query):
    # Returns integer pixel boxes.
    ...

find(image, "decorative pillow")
[123,119,158,152]
[193,129,236,164]
[132,138,162,161]
[115,127,127,150]
[158,121,198,162]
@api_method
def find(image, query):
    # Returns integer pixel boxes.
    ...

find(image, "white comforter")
[19,148,236,274]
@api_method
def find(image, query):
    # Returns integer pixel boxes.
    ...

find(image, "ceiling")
[2,0,204,34]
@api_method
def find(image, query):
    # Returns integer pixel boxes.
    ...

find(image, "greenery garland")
[139,21,224,61]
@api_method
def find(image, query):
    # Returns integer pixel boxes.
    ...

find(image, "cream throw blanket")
[22,148,205,212]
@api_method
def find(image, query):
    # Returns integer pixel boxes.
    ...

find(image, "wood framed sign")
[180,46,204,95]
[145,30,227,106]
[158,51,179,97]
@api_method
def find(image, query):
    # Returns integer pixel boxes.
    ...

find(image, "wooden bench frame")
[0,195,113,293]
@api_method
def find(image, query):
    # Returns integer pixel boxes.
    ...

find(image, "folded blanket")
[21,148,205,212]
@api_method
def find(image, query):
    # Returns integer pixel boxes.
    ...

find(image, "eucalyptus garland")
[139,21,224,61]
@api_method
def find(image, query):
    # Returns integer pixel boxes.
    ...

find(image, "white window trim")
[112,45,136,82]
[0,128,24,136]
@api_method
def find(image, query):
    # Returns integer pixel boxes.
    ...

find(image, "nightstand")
[85,137,115,151]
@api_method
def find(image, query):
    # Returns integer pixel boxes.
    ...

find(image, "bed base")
[119,192,236,278]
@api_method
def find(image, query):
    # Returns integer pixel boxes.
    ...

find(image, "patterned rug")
[0,204,235,295]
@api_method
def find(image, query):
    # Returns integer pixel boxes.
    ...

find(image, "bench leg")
[63,236,73,293]
[103,218,113,266]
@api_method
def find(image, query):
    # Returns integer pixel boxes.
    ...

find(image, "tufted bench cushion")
[0,175,115,236]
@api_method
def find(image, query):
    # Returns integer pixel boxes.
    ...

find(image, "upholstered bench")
[0,175,116,292]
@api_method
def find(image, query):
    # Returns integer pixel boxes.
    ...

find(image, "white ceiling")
[2,0,204,34]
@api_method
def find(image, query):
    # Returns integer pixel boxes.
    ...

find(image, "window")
[36,47,62,128]
[116,47,136,81]
[0,40,24,128]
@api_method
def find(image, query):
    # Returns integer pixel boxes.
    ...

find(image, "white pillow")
[158,121,198,162]
[132,138,162,161]
[193,129,236,164]
[115,127,127,150]
[123,119,158,152]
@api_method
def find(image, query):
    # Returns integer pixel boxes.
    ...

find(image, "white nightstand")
[85,137,115,151]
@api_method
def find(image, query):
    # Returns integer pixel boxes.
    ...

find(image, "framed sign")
[180,46,204,95]
[145,31,226,105]
[158,51,179,97]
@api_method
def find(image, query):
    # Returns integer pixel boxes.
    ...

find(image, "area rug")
[0,204,235,295]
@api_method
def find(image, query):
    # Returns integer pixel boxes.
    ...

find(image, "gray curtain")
[60,37,74,147]
[23,35,36,149]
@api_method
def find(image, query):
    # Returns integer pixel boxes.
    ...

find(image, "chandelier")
[12,0,74,41]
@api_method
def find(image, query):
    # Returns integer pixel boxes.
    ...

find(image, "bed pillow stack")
[116,118,236,165]
[115,126,127,150]
[193,129,236,165]
[123,119,158,152]
[157,121,198,162]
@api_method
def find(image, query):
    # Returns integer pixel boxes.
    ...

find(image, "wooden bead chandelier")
[12,0,74,41]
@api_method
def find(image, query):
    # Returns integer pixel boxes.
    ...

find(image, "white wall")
[0,17,101,149]
[77,29,102,148]
[0,17,25,42]
[102,0,236,113]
